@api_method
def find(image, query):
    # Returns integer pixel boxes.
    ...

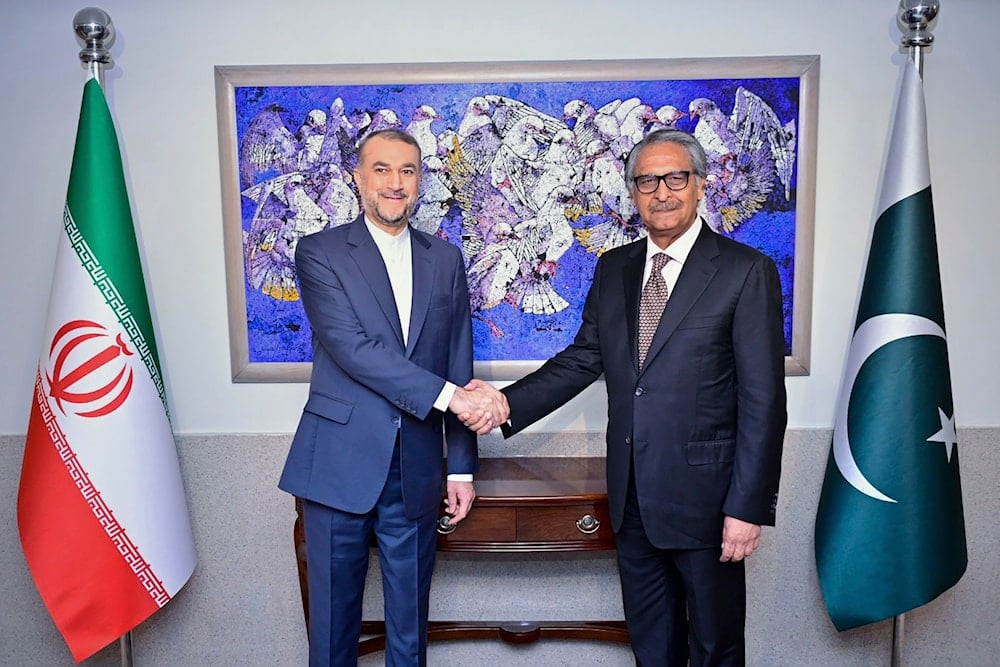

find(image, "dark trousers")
[615,460,747,667]
[302,442,438,667]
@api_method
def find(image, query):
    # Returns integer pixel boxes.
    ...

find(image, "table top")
[462,457,607,502]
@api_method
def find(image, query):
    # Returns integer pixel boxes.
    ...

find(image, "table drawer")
[516,504,612,543]
[437,507,516,544]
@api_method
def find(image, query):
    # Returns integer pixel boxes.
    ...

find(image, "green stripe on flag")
[857,188,945,328]
[65,78,163,393]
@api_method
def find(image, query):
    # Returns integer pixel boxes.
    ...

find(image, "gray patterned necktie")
[638,252,670,368]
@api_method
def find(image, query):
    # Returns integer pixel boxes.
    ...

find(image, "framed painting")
[215,56,818,382]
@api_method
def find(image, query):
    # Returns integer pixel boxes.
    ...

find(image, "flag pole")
[72,9,134,665]
[890,3,940,665]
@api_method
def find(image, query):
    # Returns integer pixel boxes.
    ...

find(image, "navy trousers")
[302,442,439,666]
[615,458,747,667]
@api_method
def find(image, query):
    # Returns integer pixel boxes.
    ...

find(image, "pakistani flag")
[814,60,966,631]
[17,78,196,662]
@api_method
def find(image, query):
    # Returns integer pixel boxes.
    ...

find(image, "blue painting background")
[232,76,800,364]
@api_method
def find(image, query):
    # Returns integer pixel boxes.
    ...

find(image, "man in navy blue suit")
[480,129,787,666]
[279,129,503,666]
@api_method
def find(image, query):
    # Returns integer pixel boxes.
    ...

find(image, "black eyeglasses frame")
[631,171,692,194]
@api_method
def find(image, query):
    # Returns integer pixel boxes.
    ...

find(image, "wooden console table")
[293,456,629,655]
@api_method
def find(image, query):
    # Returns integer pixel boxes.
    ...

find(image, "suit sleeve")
[502,255,607,435]
[295,235,445,420]
[722,255,788,526]
[443,250,478,476]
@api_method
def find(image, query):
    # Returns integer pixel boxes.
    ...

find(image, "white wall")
[1,0,998,437]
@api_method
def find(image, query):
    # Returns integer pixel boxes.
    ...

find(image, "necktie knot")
[651,252,670,273]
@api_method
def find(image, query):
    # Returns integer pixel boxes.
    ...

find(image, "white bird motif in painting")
[563,99,600,153]
[411,156,453,236]
[688,88,795,232]
[610,100,658,159]
[650,105,686,132]
[239,105,298,189]
[730,87,796,199]
[485,94,567,140]
[507,184,576,315]
[295,108,328,171]
[242,172,328,301]
[458,96,492,139]
[574,155,642,256]
[464,183,575,329]
[317,163,359,228]
[457,102,503,177]
[315,97,355,169]
[529,128,583,211]
[244,218,301,301]
[236,86,795,322]
[406,104,443,159]
[351,108,403,161]
[490,114,548,212]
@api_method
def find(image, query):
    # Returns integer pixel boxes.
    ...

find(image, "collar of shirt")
[364,217,413,343]
[642,217,703,293]
[364,216,411,257]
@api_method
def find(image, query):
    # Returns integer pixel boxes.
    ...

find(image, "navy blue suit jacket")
[279,218,478,520]
[503,222,786,548]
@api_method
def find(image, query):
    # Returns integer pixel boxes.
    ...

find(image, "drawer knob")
[436,515,457,535]
[576,514,601,534]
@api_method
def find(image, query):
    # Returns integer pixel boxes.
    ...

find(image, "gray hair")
[624,128,708,190]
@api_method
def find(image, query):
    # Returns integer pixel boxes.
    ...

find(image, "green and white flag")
[18,78,196,662]
[814,60,966,631]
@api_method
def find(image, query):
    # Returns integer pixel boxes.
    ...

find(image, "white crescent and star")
[832,313,956,503]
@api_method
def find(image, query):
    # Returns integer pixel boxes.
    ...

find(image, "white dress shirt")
[642,216,703,292]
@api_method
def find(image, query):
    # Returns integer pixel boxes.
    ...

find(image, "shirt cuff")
[434,381,458,412]
[447,474,474,482]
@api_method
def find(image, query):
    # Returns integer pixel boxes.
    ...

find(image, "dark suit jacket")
[279,218,478,520]
[503,222,786,548]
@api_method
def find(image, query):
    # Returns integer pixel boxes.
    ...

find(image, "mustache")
[648,200,682,212]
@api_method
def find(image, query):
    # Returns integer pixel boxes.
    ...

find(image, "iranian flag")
[814,60,967,631]
[17,78,196,662]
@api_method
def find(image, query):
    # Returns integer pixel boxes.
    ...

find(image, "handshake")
[448,379,509,435]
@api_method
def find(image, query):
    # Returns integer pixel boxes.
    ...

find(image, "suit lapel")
[639,222,719,376]
[622,242,645,373]
[346,218,405,349]
[406,231,434,358]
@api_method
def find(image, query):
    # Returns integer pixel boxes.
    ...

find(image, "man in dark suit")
[488,128,787,665]
[279,129,502,666]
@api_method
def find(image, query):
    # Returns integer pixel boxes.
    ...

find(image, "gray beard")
[374,205,410,226]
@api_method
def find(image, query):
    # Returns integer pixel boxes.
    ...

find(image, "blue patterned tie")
[638,253,670,368]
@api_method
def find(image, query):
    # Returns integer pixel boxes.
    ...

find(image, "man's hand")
[443,481,476,525]
[449,379,509,434]
[720,516,761,562]
[465,378,509,423]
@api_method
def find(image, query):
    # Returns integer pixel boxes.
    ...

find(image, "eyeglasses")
[632,171,691,194]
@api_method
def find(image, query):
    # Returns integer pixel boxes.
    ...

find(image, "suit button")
[625,436,632,446]
[634,387,644,397]
[392,416,401,427]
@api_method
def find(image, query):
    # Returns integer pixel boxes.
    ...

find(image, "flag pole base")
[891,613,905,667]
[120,631,134,667]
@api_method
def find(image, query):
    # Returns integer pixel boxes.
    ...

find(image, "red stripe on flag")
[18,375,162,662]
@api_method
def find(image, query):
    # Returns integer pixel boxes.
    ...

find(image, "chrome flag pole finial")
[73,7,114,84]
[898,0,939,48]
[897,0,939,78]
